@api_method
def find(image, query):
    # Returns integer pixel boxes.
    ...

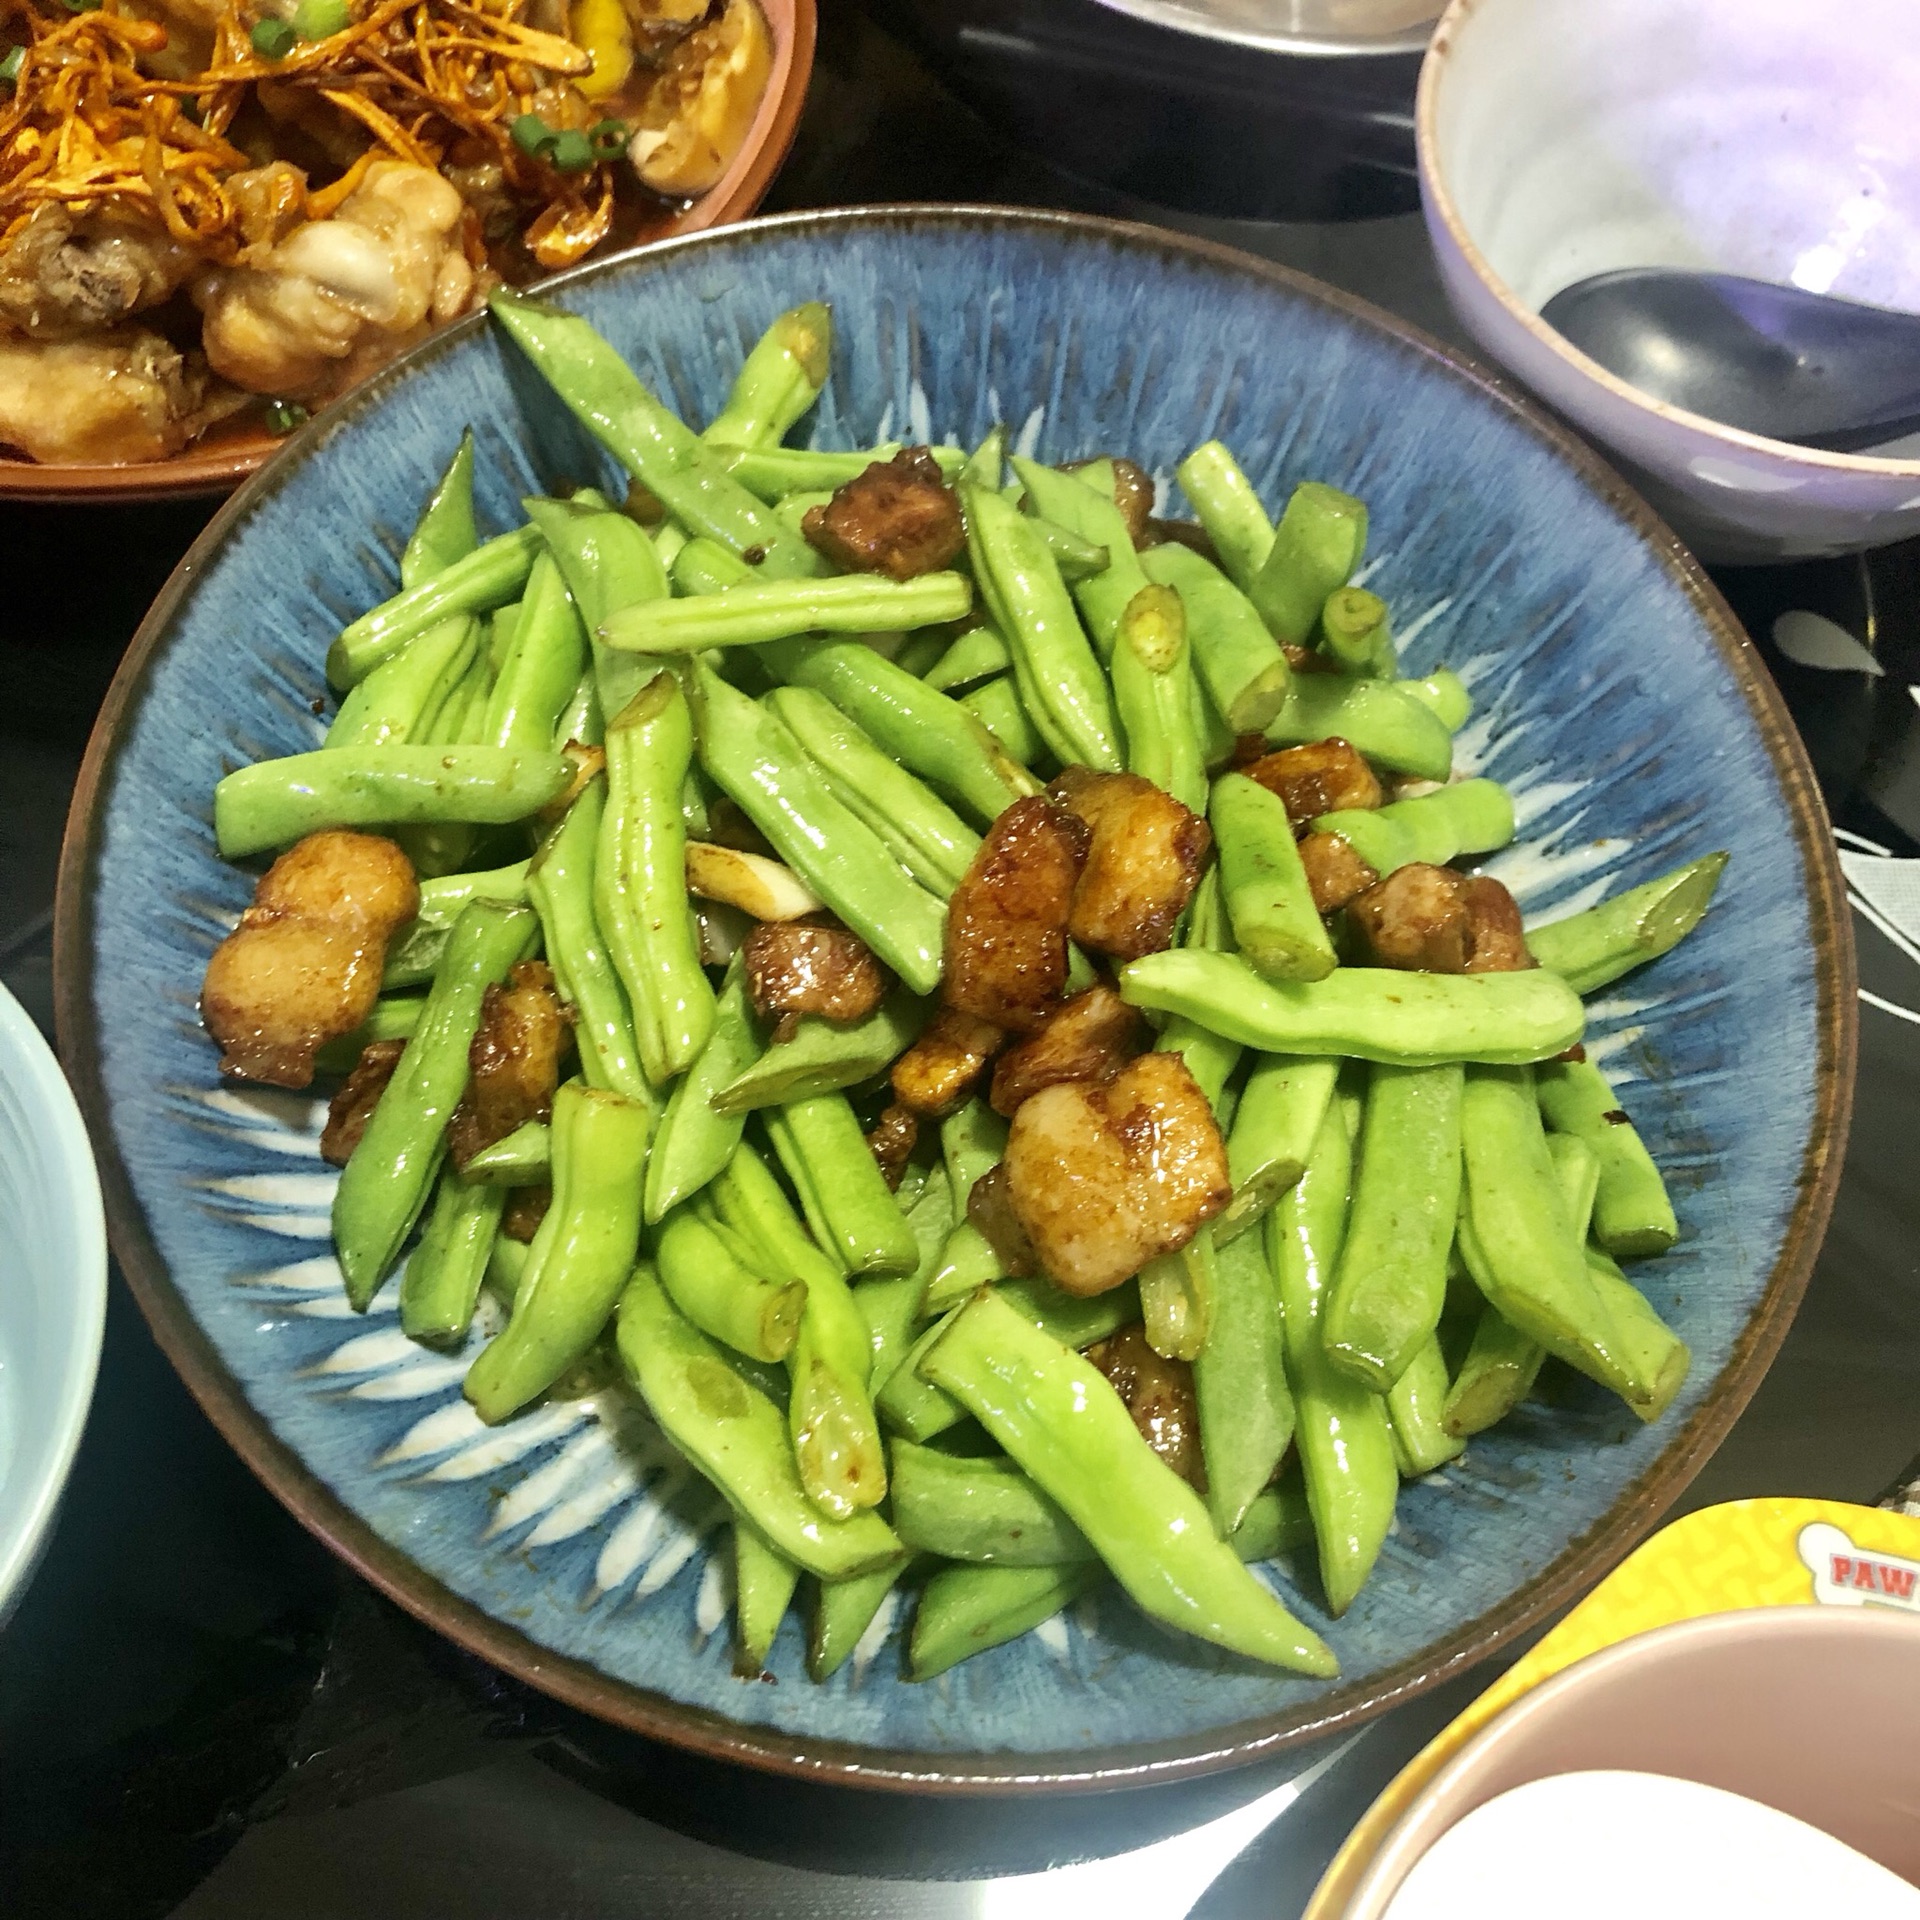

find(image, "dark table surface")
[4,6,1919,1914]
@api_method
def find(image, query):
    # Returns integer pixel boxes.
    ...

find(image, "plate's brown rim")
[53,202,1857,1796]
[0,0,816,506]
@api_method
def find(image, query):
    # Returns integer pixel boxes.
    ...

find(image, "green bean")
[488,291,822,578]
[687,659,947,994]
[1212,771,1338,981]
[922,1099,1009,1313]
[1194,1227,1294,1536]
[481,549,587,753]
[215,744,567,859]
[1219,1055,1338,1244]
[554,671,602,750]
[643,956,756,1223]
[655,1203,806,1362]
[733,1520,800,1671]
[527,778,649,1101]
[1585,1247,1691,1421]
[909,1561,1103,1680]
[603,571,973,656]
[1118,950,1587,1064]
[1265,678,1454,786]
[326,615,478,749]
[1175,442,1275,594]
[962,484,1122,771]
[862,1181,955,1392]
[315,991,426,1074]
[1232,1479,1317,1564]
[717,442,920,499]
[765,635,1040,823]
[767,686,981,895]
[329,524,544,688]
[400,430,478,589]
[422,646,492,748]
[1458,1065,1650,1403]
[810,1558,914,1682]
[597,672,713,1083]
[417,859,531,925]
[1139,541,1293,733]
[616,1268,903,1577]
[463,1078,651,1422]
[460,1119,551,1185]
[485,1233,529,1309]
[1011,457,1149,655]
[1535,1057,1678,1257]
[1026,513,1111,583]
[1111,584,1208,814]
[1138,1230,1214,1363]
[714,991,926,1114]
[1267,1104,1397,1615]
[876,1310,968,1441]
[1000,1274,1144,1352]
[1399,668,1473,732]
[399,1167,506,1347]
[1386,1335,1463,1476]
[703,301,833,447]
[1153,865,1243,1114]
[1525,853,1728,995]
[332,901,535,1307]
[892,630,949,679]
[1251,482,1368,645]
[521,493,672,724]
[891,1440,1093,1566]
[1315,779,1515,878]
[1443,1132,1595,1437]
[709,1142,886,1518]
[1319,585,1394,677]
[1323,1061,1465,1392]
[921,1289,1336,1674]
[925,623,1013,694]
[764,1094,921,1278]
[962,423,1007,489]
[488,599,521,674]
[959,676,1045,769]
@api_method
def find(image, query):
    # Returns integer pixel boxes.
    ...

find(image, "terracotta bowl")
[0,0,814,507]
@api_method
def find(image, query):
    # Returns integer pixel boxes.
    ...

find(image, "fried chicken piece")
[741,922,889,1043]
[890,1006,1004,1117]
[1242,738,1384,825]
[966,1162,1039,1278]
[988,984,1144,1118]
[1298,831,1380,916]
[865,1104,920,1191]
[502,1184,552,1243]
[0,330,221,466]
[194,161,478,400]
[1004,1051,1230,1296]
[1050,768,1210,963]
[944,795,1089,1032]
[0,204,194,340]
[202,832,419,1089]
[801,447,966,581]
[1461,874,1536,974]
[445,962,570,1170]
[1087,1324,1206,1490]
[319,1038,406,1168]
[1347,862,1472,974]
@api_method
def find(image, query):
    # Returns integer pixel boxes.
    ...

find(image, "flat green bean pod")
[400,431,478,589]
[1525,854,1728,995]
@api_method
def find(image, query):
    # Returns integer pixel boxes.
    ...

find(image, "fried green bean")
[460,1119,550,1185]
[332,900,536,1308]
[920,1289,1336,1674]
[687,659,947,994]
[922,1099,1009,1313]
[417,859,532,924]
[1315,779,1514,878]
[1323,1061,1465,1392]
[215,744,568,859]
[1524,854,1728,995]
[1194,1227,1294,1536]
[643,956,757,1222]
[1175,442,1275,594]
[601,571,973,655]
[1267,1104,1397,1615]
[1219,1054,1339,1244]
[315,991,425,1074]
[399,1167,506,1348]
[1112,583,1208,814]
[463,1078,652,1422]
[1231,1479,1317,1564]
[810,1558,915,1682]
[1584,1246,1691,1422]
[1118,950,1586,1065]
[764,1093,922,1278]
[1153,864,1243,1115]
[733,1520,800,1671]
[861,1181,956,1394]
[1251,481,1368,645]
[615,1268,903,1578]
[329,524,543,688]
[481,549,588,754]
[962,423,1007,489]
[488,291,822,578]
[1399,668,1472,732]
[703,301,833,447]
[598,672,714,1083]
[959,676,1046,770]
[1386,1335,1463,1477]
[1139,1229,1214,1363]
[1535,1056,1679,1257]
[1264,674,1454,782]
[713,990,927,1114]
[1139,541,1293,733]
[1010,456,1149,655]
[1212,771,1338,981]
[767,685,981,895]
[925,623,1014,694]
[326,615,478,749]
[891,1440,1094,1566]
[654,1202,806,1363]
[718,442,915,499]
[909,1562,1103,1680]
[400,430,478,589]
[1319,585,1394,677]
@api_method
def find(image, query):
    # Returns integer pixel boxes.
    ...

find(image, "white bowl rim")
[0,979,107,1614]
[1415,0,1920,481]
[1344,1606,1920,1916]
[1088,0,1436,59]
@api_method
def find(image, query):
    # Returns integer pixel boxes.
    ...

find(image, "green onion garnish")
[510,112,555,158]
[548,128,593,173]
[588,117,627,161]
[0,45,23,83]
[250,17,297,57]
[292,0,349,39]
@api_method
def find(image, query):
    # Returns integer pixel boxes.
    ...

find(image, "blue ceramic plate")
[55,208,1853,1790]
